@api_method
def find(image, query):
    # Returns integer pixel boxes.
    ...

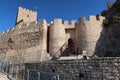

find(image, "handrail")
[52,42,67,60]
[26,69,57,76]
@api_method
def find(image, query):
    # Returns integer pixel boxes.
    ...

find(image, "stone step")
[61,47,76,56]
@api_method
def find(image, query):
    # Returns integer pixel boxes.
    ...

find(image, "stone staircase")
[52,42,76,60]
[61,45,76,56]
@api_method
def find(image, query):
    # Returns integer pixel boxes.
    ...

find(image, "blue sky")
[0,0,116,32]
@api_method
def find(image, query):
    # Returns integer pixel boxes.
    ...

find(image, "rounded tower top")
[53,18,62,24]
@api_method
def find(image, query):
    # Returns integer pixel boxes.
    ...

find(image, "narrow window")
[27,15,29,17]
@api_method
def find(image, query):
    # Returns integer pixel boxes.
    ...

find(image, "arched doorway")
[61,38,76,56]
[68,38,74,47]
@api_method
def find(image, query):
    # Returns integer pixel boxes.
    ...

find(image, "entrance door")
[68,38,74,47]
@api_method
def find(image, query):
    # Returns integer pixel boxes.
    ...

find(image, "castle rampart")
[63,20,76,29]
[79,15,104,23]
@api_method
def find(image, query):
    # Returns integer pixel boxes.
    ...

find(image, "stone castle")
[0,6,105,63]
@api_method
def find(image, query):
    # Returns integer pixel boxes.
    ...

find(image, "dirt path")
[0,72,9,80]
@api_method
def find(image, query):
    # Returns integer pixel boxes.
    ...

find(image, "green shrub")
[103,18,109,26]
[103,16,120,27]
[112,16,120,24]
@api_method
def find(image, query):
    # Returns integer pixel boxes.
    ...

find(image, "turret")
[49,19,66,55]
[76,15,105,56]
[15,7,37,25]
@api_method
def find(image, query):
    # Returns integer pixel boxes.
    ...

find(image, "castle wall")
[63,20,76,29]
[5,45,50,63]
[76,16,105,56]
[0,19,50,63]
[49,19,66,55]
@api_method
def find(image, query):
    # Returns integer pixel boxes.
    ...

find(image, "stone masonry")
[25,57,120,80]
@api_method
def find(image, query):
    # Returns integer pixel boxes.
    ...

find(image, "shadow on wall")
[94,24,120,57]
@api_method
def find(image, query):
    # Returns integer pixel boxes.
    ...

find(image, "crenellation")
[50,21,53,24]
[53,18,62,25]
[63,20,68,25]
[99,16,105,22]
[63,20,76,26]
[71,20,76,25]
[79,16,86,23]
[19,6,23,10]
[37,19,47,25]
[79,15,105,24]
[6,30,9,33]
[12,27,15,31]
[89,15,97,21]
[2,32,5,34]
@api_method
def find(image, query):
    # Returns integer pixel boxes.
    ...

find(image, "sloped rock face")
[95,24,120,57]
[95,0,120,57]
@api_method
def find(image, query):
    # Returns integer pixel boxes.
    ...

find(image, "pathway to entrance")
[0,72,9,80]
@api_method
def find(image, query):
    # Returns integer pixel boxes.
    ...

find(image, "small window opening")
[52,69,55,73]
[27,15,29,17]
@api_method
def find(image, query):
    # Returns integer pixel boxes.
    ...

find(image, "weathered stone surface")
[0,19,50,63]
[25,58,120,80]
[76,16,105,56]
[95,24,120,57]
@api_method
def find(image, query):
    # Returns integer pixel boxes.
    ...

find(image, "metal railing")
[0,61,60,80]
[23,69,59,80]
[52,42,67,60]
[0,61,20,80]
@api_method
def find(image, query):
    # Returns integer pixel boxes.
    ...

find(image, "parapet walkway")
[0,72,9,80]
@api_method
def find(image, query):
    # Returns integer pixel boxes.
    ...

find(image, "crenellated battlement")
[16,6,37,25]
[50,18,76,29]
[63,20,76,25]
[0,15,104,37]
[63,20,76,29]
[53,18,62,24]
[0,19,47,36]
[19,7,36,14]
[79,15,105,23]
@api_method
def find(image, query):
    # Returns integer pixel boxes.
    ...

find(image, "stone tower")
[76,16,105,56]
[49,19,66,55]
[16,7,37,25]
